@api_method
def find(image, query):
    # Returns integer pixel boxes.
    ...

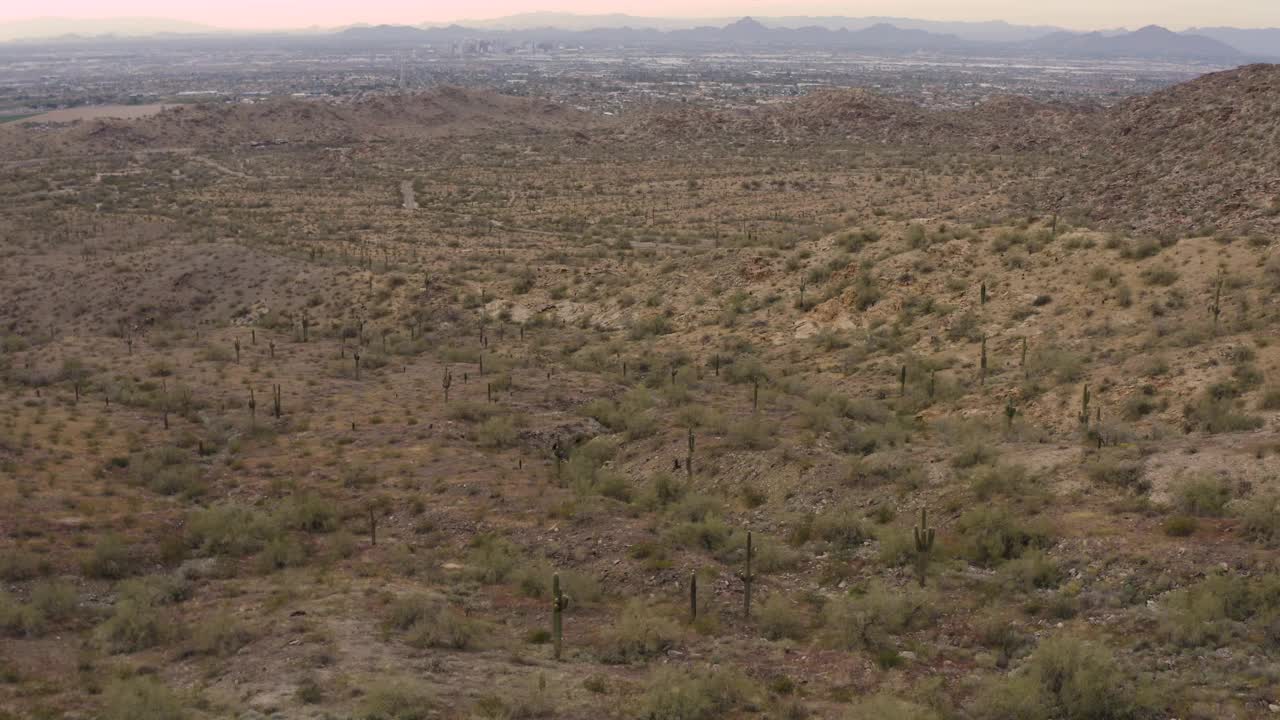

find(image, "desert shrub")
[465,534,520,584]
[758,594,808,641]
[599,601,681,664]
[82,534,134,579]
[446,400,498,423]
[726,415,778,450]
[968,636,1159,720]
[358,679,436,720]
[822,580,935,651]
[1083,455,1147,493]
[103,677,187,720]
[255,535,307,571]
[951,441,999,469]
[636,666,754,720]
[845,695,940,720]
[190,611,253,656]
[1159,572,1280,648]
[1139,266,1178,286]
[1258,386,1280,410]
[812,505,870,549]
[276,493,338,533]
[97,595,175,653]
[0,549,45,581]
[1162,515,1198,537]
[1183,393,1263,433]
[30,580,77,623]
[956,506,1052,567]
[1171,475,1231,516]
[1028,349,1085,385]
[876,527,915,568]
[999,549,1061,591]
[388,596,484,650]
[187,505,275,556]
[844,454,925,488]
[667,514,731,551]
[476,415,518,448]
[128,446,204,497]
[971,463,1033,500]
[1239,493,1280,546]
[0,593,44,637]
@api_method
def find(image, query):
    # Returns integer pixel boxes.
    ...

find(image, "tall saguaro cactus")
[737,531,756,619]
[686,428,695,481]
[913,507,936,588]
[689,572,698,622]
[552,573,570,661]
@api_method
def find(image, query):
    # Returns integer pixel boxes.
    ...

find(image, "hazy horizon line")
[2,12,1278,36]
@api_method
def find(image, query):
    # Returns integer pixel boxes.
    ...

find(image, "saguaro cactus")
[980,335,988,386]
[689,572,698,621]
[442,367,453,402]
[1211,274,1224,334]
[737,531,756,618]
[686,428,695,481]
[980,281,987,306]
[552,573,570,661]
[1079,384,1090,426]
[913,507,936,588]
[899,365,907,397]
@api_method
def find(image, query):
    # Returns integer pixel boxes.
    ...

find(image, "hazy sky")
[5,1,1279,30]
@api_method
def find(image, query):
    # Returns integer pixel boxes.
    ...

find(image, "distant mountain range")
[1,13,1277,60]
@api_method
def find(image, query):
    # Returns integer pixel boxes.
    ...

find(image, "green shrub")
[30,580,77,623]
[1162,515,1198,537]
[476,415,518,448]
[999,549,1061,591]
[465,535,520,584]
[726,416,778,450]
[103,677,187,720]
[82,534,134,579]
[1239,494,1280,546]
[128,446,204,497]
[822,580,935,651]
[0,593,44,637]
[969,636,1158,720]
[187,505,274,556]
[635,666,753,720]
[255,536,307,572]
[758,594,808,641]
[599,601,681,664]
[812,505,870,549]
[191,611,253,656]
[1159,572,1280,648]
[1183,394,1263,433]
[97,597,174,653]
[277,493,338,533]
[971,463,1033,500]
[952,441,999,469]
[1083,456,1147,493]
[358,679,436,720]
[387,595,485,650]
[0,549,47,581]
[956,506,1051,567]
[1171,475,1231,517]
[845,695,940,720]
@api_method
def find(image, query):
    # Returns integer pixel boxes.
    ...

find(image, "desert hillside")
[1,65,1280,720]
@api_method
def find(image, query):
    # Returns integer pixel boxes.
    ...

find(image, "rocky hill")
[1064,63,1280,234]
[0,87,601,156]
